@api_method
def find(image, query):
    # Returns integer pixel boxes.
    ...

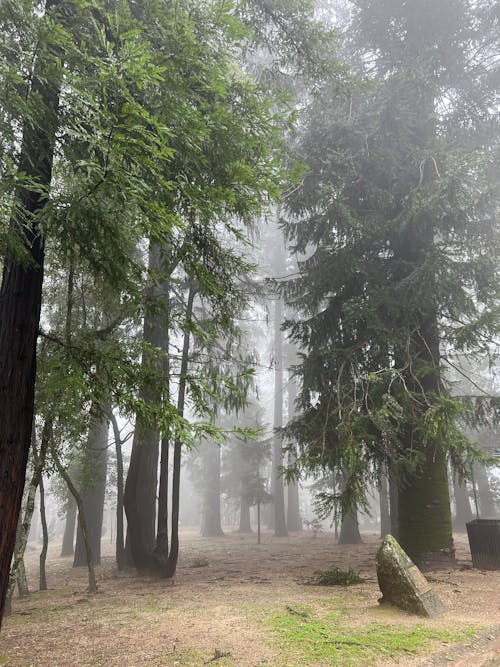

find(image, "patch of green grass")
[267,605,478,666]
[190,557,209,568]
[161,646,234,667]
[307,567,364,586]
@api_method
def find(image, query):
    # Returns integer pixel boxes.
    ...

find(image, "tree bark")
[397,318,453,565]
[286,372,302,532]
[238,492,252,533]
[0,0,62,624]
[160,286,195,579]
[73,408,109,567]
[6,418,52,607]
[474,464,497,518]
[200,439,224,537]
[156,292,170,557]
[124,243,164,570]
[52,446,97,593]
[272,295,288,538]
[17,560,28,599]
[39,475,49,591]
[109,411,125,570]
[379,469,391,538]
[60,497,77,557]
[389,466,399,539]
[339,507,362,545]
[452,473,473,529]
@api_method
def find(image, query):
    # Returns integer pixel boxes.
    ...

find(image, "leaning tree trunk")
[52,446,97,594]
[74,408,109,567]
[200,439,224,538]
[0,0,62,624]
[124,243,164,570]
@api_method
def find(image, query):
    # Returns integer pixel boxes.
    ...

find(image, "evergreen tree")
[283,0,499,563]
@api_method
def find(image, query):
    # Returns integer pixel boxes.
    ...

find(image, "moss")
[266,604,477,666]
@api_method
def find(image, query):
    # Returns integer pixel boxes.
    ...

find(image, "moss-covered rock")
[376,535,446,617]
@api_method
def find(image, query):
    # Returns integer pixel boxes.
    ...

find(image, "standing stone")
[376,535,446,617]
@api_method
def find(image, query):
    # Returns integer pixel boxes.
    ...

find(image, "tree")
[0,0,64,622]
[283,0,499,563]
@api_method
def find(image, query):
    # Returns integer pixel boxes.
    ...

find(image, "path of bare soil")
[1,530,499,667]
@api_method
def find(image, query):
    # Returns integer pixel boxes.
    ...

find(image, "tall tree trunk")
[124,243,163,570]
[238,492,252,533]
[474,464,497,518]
[200,439,224,537]
[339,508,362,545]
[397,317,453,565]
[60,498,77,557]
[39,475,49,591]
[389,466,399,539]
[272,295,288,538]
[74,408,109,567]
[156,292,170,557]
[160,286,195,579]
[452,473,473,529]
[52,446,97,593]
[286,370,302,532]
[109,411,125,570]
[17,560,28,599]
[6,418,52,608]
[379,469,391,538]
[0,0,62,624]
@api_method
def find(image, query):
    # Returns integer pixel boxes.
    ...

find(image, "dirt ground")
[1,530,500,667]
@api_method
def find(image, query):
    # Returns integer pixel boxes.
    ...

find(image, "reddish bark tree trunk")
[0,0,62,625]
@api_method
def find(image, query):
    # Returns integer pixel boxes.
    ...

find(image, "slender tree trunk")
[124,243,164,570]
[109,412,125,570]
[379,469,391,538]
[74,408,109,567]
[0,0,62,624]
[286,372,302,532]
[156,292,170,557]
[474,464,497,518]
[452,473,473,529]
[389,466,399,539]
[272,295,288,538]
[39,476,49,591]
[200,439,224,537]
[61,498,77,556]
[160,286,195,579]
[52,447,97,594]
[6,418,52,609]
[239,492,252,533]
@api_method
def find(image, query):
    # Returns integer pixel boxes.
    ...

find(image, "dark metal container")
[466,519,500,570]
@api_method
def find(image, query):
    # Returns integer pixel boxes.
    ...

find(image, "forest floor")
[1,530,500,667]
